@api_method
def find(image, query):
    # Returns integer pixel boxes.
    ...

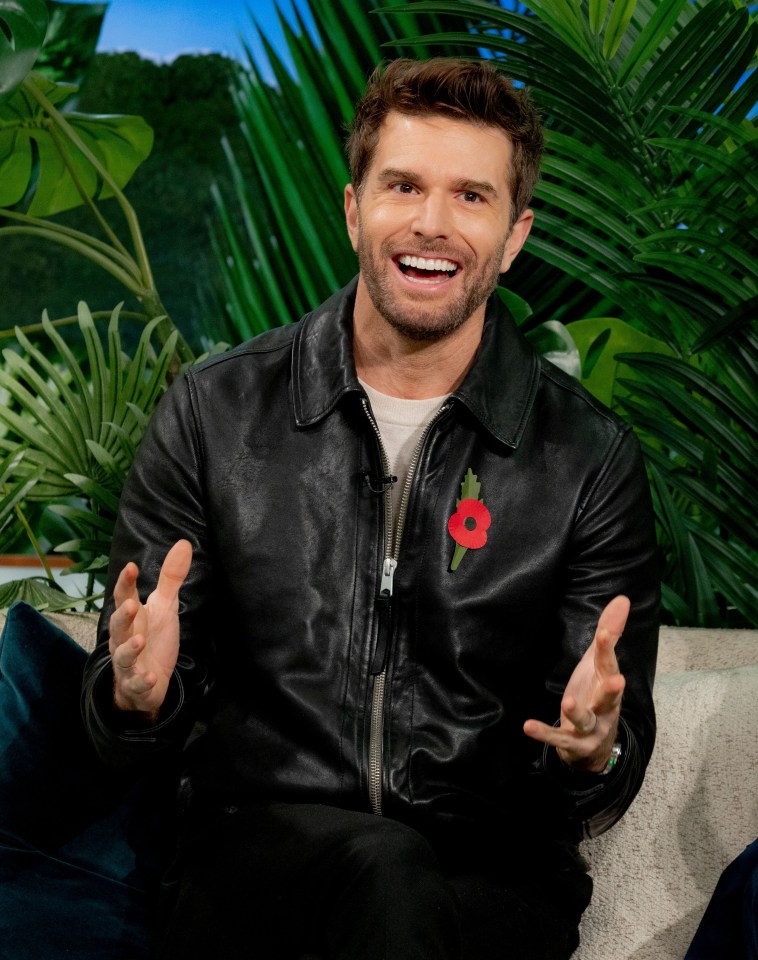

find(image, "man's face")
[345,111,532,342]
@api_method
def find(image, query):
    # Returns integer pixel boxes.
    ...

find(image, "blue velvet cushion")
[0,601,171,959]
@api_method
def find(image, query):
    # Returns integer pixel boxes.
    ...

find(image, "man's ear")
[344,184,359,253]
[500,208,534,274]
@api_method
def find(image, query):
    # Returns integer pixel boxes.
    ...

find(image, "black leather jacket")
[82,279,659,847]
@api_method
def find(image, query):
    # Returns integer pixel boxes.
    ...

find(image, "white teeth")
[398,255,457,272]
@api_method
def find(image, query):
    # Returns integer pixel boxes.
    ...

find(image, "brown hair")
[347,58,544,226]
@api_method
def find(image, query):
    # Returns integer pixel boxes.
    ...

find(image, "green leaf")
[459,468,481,503]
[0,576,77,610]
[567,317,674,408]
[514,0,589,58]
[0,303,173,565]
[0,0,48,103]
[526,320,581,379]
[648,463,720,627]
[0,449,44,537]
[660,581,694,625]
[602,0,638,61]
[616,0,688,86]
[35,1,107,86]
[588,0,611,36]
[0,73,154,215]
[581,326,612,380]
[495,286,532,327]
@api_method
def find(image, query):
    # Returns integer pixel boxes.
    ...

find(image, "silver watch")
[599,741,622,775]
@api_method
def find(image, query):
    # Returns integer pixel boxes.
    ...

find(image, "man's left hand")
[523,595,629,773]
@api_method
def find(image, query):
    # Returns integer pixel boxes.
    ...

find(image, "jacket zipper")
[362,397,452,815]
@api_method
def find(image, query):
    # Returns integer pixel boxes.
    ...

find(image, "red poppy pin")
[448,468,491,571]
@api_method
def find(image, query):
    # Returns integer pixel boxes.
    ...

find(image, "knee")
[333,819,443,889]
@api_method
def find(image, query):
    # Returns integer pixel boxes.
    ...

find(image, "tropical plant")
[0,0,193,366]
[396,0,757,627]
[0,303,179,608]
[0,0,200,608]
[211,0,756,627]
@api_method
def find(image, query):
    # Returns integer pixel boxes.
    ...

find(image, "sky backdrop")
[96,0,311,68]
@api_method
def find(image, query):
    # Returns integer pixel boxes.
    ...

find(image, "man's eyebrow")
[375,168,500,200]
[376,166,419,184]
[453,178,500,199]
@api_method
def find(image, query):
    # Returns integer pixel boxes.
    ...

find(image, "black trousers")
[157,802,592,960]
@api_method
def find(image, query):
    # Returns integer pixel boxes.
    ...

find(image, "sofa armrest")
[576,657,758,960]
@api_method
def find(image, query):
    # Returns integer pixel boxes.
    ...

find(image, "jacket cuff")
[542,717,629,787]
[539,717,644,839]
[82,652,193,768]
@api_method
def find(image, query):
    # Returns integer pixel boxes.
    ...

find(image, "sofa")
[1,604,756,959]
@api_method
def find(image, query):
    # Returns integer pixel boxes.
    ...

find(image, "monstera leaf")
[0,0,47,103]
[0,73,153,216]
[568,317,675,408]
[36,1,107,85]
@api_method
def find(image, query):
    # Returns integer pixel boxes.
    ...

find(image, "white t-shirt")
[360,379,449,533]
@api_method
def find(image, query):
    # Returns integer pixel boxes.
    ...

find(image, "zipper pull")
[371,558,397,675]
[380,557,397,597]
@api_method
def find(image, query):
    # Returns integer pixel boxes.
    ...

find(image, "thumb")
[155,539,193,598]
[597,595,630,641]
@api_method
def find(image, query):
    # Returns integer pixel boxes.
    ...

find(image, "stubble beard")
[357,230,508,343]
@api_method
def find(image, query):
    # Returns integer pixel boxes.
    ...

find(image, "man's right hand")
[109,539,193,721]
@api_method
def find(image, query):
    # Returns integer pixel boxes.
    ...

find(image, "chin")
[384,311,469,342]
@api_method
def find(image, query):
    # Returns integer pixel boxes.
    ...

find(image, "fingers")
[523,717,557,744]
[523,715,608,755]
[600,593,630,632]
[155,539,193,601]
[111,630,145,670]
[108,595,139,655]
[563,677,624,731]
[592,594,629,680]
[561,695,597,736]
[113,560,139,609]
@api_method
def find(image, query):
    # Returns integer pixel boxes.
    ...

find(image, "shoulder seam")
[539,357,619,427]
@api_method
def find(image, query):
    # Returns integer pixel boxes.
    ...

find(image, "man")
[82,58,659,959]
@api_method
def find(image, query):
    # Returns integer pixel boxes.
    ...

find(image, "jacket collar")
[291,277,540,449]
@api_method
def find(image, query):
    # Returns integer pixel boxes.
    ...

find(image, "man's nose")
[411,193,453,239]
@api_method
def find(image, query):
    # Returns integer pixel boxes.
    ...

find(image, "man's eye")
[392,183,414,194]
[462,191,482,203]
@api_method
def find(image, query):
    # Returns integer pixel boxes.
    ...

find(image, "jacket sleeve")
[540,423,660,840]
[81,372,214,770]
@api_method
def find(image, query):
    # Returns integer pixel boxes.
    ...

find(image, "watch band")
[600,740,622,775]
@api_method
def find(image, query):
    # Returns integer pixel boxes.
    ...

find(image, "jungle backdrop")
[0,0,755,628]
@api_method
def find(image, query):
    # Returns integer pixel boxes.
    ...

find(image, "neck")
[352,279,485,399]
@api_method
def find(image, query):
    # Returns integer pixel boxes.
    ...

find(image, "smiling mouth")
[396,254,459,282]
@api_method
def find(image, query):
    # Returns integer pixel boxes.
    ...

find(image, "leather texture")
[82,278,659,844]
